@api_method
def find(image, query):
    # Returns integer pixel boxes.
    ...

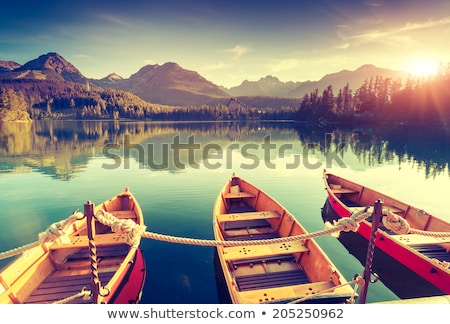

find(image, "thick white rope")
[0,211,83,260]
[95,207,373,247]
[1,206,449,260]
[52,287,91,304]
[279,275,365,304]
[382,209,450,237]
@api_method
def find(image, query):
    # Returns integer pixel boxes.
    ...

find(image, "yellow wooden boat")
[0,188,146,304]
[213,174,356,304]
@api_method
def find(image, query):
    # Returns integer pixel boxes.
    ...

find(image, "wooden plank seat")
[224,192,256,199]
[231,254,296,268]
[25,271,115,304]
[391,234,450,246]
[223,240,309,261]
[108,210,137,219]
[236,269,309,291]
[49,233,129,250]
[217,211,280,223]
[67,244,129,260]
[331,188,359,194]
[238,280,336,303]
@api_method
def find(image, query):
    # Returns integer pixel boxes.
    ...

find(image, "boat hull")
[323,170,450,295]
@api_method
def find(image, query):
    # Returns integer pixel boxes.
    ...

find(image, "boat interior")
[0,207,137,304]
[215,181,351,303]
[326,175,450,263]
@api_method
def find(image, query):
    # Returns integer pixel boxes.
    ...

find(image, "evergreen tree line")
[1,64,450,123]
[297,64,450,123]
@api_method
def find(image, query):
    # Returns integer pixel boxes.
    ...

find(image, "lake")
[0,120,449,304]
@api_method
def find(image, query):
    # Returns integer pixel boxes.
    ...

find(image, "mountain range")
[0,52,410,107]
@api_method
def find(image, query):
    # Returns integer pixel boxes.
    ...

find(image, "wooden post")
[85,201,102,304]
[359,199,383,304]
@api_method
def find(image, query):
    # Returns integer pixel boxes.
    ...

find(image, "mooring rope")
[0,211,83,260]
[1,205,449,262]
[382,209,450,237]
[270,275,365,304]
[94,207,372,247]
[52,287,91,304]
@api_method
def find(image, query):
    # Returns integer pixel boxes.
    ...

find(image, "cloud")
[399,16,450,32]
[344,16,450,47]
[97,14,135,28]
[224,45,250,59]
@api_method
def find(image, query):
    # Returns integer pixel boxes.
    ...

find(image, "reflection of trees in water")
[0,120,448,179]
[295,124,450,178]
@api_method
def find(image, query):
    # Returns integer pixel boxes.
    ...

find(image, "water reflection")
[0,120,449,179]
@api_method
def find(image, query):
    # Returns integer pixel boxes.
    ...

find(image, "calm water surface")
[1,120,449,304]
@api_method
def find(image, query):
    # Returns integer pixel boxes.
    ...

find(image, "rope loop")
[382,210,410,234]
[38,211,84,245]
[96,210,147,247]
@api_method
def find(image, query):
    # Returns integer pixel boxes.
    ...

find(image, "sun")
[406,59,439,78]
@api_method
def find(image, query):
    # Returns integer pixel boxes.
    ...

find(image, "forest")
[1,63,449,124]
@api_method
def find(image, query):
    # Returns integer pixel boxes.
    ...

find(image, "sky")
[1,0,450,88]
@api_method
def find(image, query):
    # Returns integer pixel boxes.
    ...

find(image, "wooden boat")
[0,188,146,304]
[213,174,356,304]
[323,169,450,295]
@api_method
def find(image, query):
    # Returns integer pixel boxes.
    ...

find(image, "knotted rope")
[281,275,365,304]
[38,211,84,244]
[95,210,147,247]
[324,206,372,238]
[52,287,91,304]
[382,209,450,237]
[0,211,83,261]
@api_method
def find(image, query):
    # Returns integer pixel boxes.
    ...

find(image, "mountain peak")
[101,73,123,82]
[12,52,87,83]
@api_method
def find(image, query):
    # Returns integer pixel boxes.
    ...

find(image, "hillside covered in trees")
[1,63,450,124]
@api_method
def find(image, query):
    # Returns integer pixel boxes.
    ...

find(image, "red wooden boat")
[323,169,450,295]
[0,188,146,304]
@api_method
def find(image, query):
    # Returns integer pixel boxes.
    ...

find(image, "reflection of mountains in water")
[0,120,449,180]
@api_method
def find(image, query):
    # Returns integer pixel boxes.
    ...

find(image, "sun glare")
[407,59,439,77]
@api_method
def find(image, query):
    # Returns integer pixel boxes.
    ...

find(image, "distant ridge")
[228,64,409,98]
[1,52,410,106]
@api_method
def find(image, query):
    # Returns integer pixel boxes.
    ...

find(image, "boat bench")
[391,234,450,246]
[222,240,309,261]
[67,244,129,260]
[108,210,137,219]
[331,188,359,194]
[231,254,296,268]
[236,269,309,291]
[49,233,129,250]
[224,192,256,199]
[217,211,281,223]
[237,280,339,303]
